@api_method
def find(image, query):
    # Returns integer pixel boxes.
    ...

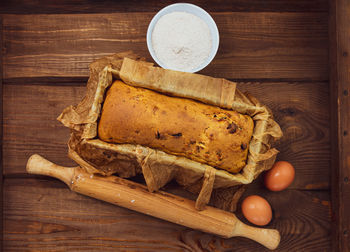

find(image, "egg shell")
[264,161,295,191]
[241,195,272,226]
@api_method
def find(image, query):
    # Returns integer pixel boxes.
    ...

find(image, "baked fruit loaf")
[98,80,254,173]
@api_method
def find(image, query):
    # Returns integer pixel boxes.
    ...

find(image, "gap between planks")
[3,77,329,86]
[0,0,329,14]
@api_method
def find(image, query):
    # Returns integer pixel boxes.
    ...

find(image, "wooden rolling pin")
[26,154,280,250]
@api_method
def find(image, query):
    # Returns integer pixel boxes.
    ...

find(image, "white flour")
[151,11,212,72]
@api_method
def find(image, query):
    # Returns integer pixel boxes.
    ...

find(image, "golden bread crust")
[98,80,254,173]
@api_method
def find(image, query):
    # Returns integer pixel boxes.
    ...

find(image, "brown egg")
[265,161,295,191]
[241,195,272,226]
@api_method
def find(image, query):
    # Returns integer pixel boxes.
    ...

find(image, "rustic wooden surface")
[0,15,4,251]
[2,13,328,81]
[1,0,334,251]
[4,178,331,251]
[329,0,350,251]
[0,0,329,13]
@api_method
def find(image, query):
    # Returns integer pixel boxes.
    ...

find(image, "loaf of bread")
[98,80,254,173]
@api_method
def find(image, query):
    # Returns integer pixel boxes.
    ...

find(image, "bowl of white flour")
[147,3,219,73]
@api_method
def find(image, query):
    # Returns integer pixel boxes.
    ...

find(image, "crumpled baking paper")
[58,52,283,211]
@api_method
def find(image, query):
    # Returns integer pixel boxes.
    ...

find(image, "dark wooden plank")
[329,0,350,251]
[238,82,330,190]
[3,82,330,190]
[3,84,83,171]
[2,12,328,81]
[3,177,331,251]
[0,0,329,14]
[0,15,4,252]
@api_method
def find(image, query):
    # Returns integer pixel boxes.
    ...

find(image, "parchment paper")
[58,52,283,211]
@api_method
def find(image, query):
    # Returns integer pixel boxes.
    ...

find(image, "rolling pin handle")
[232,220,281,250]
[26,154,75,186]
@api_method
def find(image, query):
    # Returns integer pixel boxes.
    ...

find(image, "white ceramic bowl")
[146,3,219,73]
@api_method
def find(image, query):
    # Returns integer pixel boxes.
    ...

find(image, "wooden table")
[1,0,349,251]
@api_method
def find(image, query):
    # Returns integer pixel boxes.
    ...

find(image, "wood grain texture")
[3,84,83,172]
[238,82,330,190]
[3,177,331,251]
[1,1,333,250]
[329,0,350,251]
[0,15,4,251]
[2,12,328,81]
[0,0,329,13]
[3,82,330,190]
